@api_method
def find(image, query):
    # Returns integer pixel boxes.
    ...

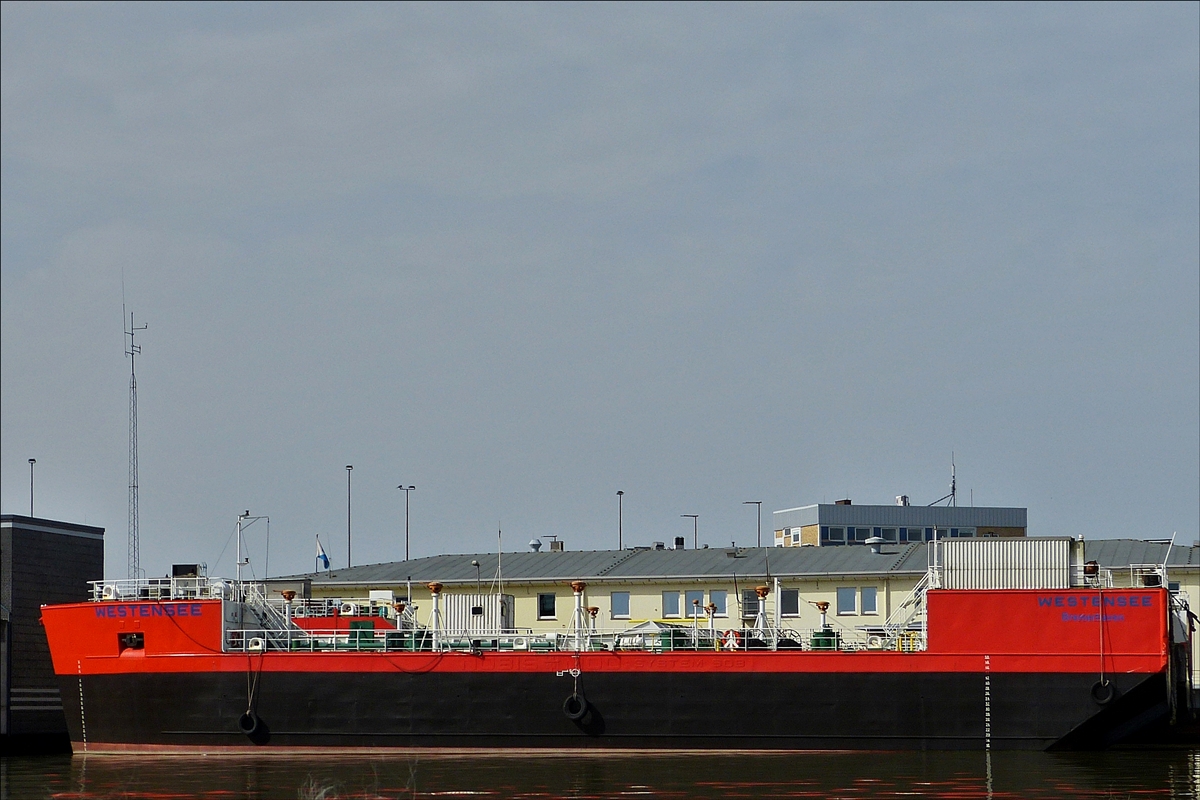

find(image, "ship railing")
[277,597,401,619]
[1130,563,1169,589]
[89,577,228,602]
[881,570,933,648]
[222,623,918,654]
[1070,564,1115,588]
[239,584,297,635]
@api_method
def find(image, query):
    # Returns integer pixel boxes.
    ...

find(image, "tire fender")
[1091,679,1116,705]
[238,710,261,736]
[563,693,589,721]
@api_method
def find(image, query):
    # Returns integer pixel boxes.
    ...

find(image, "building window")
[861,586,878,615]
[742,589,760,619]
[610,591,630,619]
[780,588,800,617]
[537,593,556,619]
[685,590,705,618]
[836,587,857,615]
[881,528,897,542]
[710,590,727,617]
[853,527,871,543]
[791,529,800,545]
[824,527,845,545]
[662,591,681,618]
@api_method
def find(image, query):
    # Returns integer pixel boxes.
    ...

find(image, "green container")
[810,627,839,651]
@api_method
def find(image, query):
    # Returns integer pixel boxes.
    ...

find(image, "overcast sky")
[2,2,1197,580]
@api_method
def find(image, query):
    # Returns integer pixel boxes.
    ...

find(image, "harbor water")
[2,748,1199,799]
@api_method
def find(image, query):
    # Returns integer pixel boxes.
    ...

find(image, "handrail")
[222,623,910,654]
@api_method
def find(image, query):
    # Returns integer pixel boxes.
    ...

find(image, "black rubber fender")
[238,710,262,736]
[562,693,589,721]
[1091,679,1116,705]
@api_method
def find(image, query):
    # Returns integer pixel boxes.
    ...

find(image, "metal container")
[941,538,1070,589]
[441,593,515,633]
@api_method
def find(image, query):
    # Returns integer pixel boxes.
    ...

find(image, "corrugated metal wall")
[941,538,1070,589]
[442,593,514,632]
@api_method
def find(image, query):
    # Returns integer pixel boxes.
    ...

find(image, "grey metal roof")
[277,543,930,587]
[272,538,1200,588]
[772,504,1027,530]
[1083,539,1199,570]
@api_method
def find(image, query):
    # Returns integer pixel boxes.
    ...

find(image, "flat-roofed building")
[772,499,1027,547]
[1,515,104,752]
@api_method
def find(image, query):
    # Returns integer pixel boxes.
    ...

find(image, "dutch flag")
[316,536,330,571]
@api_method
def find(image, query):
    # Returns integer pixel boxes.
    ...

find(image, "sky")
[2,2,1197,581]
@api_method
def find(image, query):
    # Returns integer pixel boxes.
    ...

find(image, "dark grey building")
[1,515,104,752]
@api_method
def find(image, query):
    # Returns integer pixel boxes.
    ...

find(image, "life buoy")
[238,710,261,736]
[1091,679,1116,705]
[723,630,742,650]
[563,693,589,721]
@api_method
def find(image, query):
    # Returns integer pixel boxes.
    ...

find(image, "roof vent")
[549,540,564,552]
[529,539,542,552]
[835,498,852,505]
[653,541,665,550]
[895,495,909,506]
[673,536,685,550]
[865,536,886,554]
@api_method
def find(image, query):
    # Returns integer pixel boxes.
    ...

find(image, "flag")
[316,536,330,570]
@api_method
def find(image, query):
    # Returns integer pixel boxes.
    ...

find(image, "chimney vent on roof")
[896,495,910,506]
[835,498,852,506]
[549,540,564,552]
[673,536,685,550]
[653,541,665,550]
[529,539,542,552]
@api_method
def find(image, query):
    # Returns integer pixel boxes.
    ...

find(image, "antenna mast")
[929,453,957,507]
[124,307,147,579]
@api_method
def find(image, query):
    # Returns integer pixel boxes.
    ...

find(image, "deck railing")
[89,577,233,602]
[222,622,917,655]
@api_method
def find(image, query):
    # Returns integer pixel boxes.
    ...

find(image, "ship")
[40,538,1193,752]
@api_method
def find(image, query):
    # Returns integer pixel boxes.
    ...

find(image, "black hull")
[60,669,1170,752]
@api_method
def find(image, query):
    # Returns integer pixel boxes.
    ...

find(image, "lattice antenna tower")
[124,305,147,579]
[929,454,957,507]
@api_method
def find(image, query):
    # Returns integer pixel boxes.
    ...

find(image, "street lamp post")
[743,501,763,547]
[398,485,416,560]
[346,466,353,568]
[617,491,624,550]
[28,459,36,517]
[681,514,698,550]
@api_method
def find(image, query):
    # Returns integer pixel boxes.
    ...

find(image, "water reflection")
[2,749,1198,799]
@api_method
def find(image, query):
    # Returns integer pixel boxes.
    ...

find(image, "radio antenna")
[929,454,957,507]
[124,297,147,580]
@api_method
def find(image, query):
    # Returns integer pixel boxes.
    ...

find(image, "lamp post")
[28,459,35,517]
[617,491,624,550]
[345,465,353,568]
[398,485,416,560]
[681,514,698,550]
[743,501,762,547]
